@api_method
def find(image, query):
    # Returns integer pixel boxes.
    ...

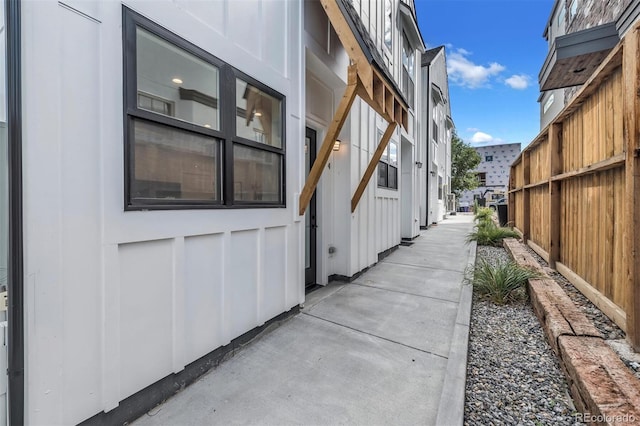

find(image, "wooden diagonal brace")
[299,76,358,216]
[350,120,398,212]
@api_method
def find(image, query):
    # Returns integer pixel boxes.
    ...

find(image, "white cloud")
[470,132,494,143]
[505,74,531,90]
[447,48,505,89]
[468,131,505,145]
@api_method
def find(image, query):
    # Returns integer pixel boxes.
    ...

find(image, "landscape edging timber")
[502,238,640,424]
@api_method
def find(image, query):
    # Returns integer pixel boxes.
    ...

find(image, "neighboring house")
[0,0,425,424]
[419,46,454,227]
[539,0,640,128]
[459,143,521,206]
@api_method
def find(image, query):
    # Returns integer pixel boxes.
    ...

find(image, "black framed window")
[123,8,285,209]
[377,130,398,190]
[383,0,392,51]
[401,33,415,109]
[477,172,487,186]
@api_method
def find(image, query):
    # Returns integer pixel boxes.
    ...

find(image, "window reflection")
[136,28,220,130]
[384,0,392,50]
[236,79,282,148]
[234,145,281,202]
[132,119,219,201]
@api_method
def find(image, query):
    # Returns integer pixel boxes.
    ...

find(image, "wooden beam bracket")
[299,70,358,216]
[350,121,398,212]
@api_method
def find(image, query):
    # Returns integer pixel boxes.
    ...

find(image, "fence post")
[623,25,640,351]
[508,171,515,226]
[549,124,563,269]
[522,151,531,243]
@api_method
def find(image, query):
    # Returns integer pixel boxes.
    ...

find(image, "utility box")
[497,204,508,227]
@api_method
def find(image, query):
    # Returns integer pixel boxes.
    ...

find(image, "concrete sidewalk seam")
[382,260,467,274]
[301,311,449,359]
[350,282,459,304]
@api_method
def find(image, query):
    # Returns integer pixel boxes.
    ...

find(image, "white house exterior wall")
[420,48,452,226]
[21,1,303,424]
[305,0,421,280]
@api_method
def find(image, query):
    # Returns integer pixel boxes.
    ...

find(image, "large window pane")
[389,166,397,189]
[132,119,219,202]
[234,145,281,202]
[136,28,220,130]
[379,130,389,161]
[389,140,398,166]
[402,34,414,78]
[383,0,392,50]
[125,9,285,209]
[378,162,388,187]
[236,79,282,148]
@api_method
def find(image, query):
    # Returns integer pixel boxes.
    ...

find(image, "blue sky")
[416,0,555,149]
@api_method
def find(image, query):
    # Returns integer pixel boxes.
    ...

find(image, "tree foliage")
[451,131,481,198]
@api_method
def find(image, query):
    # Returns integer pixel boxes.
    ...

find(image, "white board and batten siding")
[304,0,403,280]
[350,100,401,275]
[21,1,303,424]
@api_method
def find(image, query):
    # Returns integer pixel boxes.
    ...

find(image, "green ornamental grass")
[468,259,541,304]
[467,220,519,246]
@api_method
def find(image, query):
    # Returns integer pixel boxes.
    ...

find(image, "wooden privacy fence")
[509,24,640,349]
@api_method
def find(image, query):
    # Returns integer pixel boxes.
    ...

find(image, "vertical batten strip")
[256,228,264,325]
[172,237,186,374]
[102,244,120,411]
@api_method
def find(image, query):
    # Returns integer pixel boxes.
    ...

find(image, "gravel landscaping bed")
[464,246,580,426]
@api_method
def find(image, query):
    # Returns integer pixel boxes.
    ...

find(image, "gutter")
[6,0,24,424]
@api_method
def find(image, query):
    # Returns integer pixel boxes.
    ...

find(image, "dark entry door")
[305,127,318,287]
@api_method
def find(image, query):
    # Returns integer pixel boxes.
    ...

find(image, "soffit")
[539,23,619,91]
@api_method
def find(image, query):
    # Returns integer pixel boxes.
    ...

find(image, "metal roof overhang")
[398,1,426,53]
[446,116,454,130]
[539,23,619,91]
[431,83,445,104]
[299,0,411,215]
[617,0,640,37]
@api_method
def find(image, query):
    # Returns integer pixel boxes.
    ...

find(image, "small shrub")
[474,207,494,222]
[468,259,541,304]
[467,221,519,246]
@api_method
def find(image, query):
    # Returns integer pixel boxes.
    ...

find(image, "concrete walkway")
[133,214,476,426]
